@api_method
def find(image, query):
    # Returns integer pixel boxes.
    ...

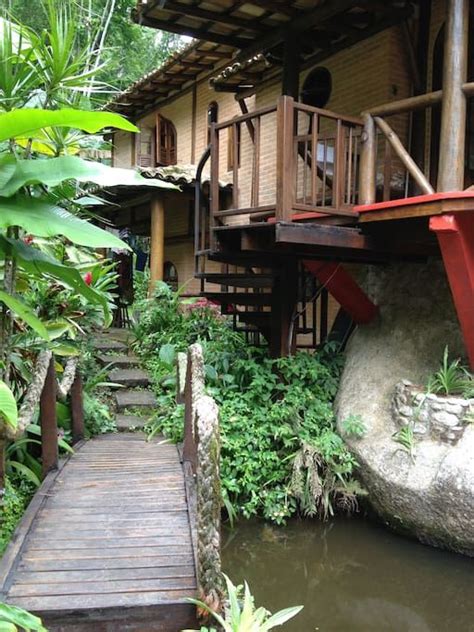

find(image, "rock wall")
[336,259,474,556]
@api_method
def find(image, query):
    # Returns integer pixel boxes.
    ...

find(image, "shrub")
[133,284,363,524]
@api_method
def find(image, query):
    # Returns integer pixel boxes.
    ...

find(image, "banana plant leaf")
[0,108,138,143]
[0,155,179,197]
[0,196,129,248]
[0,380,18,430]
[0,236,110,320]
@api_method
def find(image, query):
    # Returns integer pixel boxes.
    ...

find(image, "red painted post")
[304,260,378,325]
[430,212,474,368]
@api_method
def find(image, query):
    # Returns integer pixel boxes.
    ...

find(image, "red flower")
[23,235,34,245]
[84,272,93,286]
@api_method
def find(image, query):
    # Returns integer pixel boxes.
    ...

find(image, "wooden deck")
[0,433,198,631]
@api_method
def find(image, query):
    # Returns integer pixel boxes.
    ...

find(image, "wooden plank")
[19,555,195,572]
[275,222,376,251]
[14,567,196,585]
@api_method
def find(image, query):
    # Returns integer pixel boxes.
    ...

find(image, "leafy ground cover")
[132,279,364,524]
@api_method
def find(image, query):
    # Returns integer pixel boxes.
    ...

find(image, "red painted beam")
[430,212,474,369]
[303,260,378,325]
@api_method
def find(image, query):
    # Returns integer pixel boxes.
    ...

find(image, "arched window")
[207,101,219,143]
[156,115,177,166]
[300,67,332,109]
[163,261,178,291]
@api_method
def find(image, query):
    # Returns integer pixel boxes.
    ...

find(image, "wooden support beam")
[276,96,295,221]
[135,13,250,49]
[438,0,469,191]
[275,222,375,252]
[359,114,376,205]
[281,32,300,98]
[158,1,265,32]
[270,261,299,358]
[430,213,474,368]
[40,358,58,477]
[149,196,165,294]
[374,116,434,195]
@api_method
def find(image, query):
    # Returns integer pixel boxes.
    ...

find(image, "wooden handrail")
[294,101,363,127]
[214,104,277,130]
[374,117,434,195]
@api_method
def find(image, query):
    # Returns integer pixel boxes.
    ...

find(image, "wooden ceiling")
[134,1,416,64]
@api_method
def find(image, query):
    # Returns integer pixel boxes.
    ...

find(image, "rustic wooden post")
[70,371,85,445]
[281,32,300,99]
[359,113,376,205]
[276,95,295,221]
[270,260,299,357]
[438,0,469,192]
[40,357,58,477]
[149,195,165,295]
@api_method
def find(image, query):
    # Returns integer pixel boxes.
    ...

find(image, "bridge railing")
[177,343,223,610]
[1,351,84,501]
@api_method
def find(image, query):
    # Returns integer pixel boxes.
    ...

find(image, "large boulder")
[336,260,474,556]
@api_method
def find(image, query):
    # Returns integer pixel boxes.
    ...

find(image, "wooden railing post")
[40,357,58,477]
[276,95,295,221]
[182,344,204,473]
[359,113,376,205]
[209,122,219,250]
[70,371,85,445]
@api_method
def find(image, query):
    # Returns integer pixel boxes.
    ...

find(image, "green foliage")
[133,283,361,524]
[0,380,18,428]
[0,476,35,554]
[341,414,367,439]
[392,424,416,461]
[184,574,303,632]
[83,392,117,437]
[427,346,473,397]
[0,602,47,631]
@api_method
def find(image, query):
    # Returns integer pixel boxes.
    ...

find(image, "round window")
[301,67,332,108]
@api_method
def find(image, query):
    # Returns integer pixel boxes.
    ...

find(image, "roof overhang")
[134,1,417,69]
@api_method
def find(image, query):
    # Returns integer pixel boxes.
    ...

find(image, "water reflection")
[222,518,474,632]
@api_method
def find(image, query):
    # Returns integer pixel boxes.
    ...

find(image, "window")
[207,101,219,143]
[163,261,178,291]
[156,114,177,166]
[227,120,241,171]
[135,126,155,167]
[300,67,332,109]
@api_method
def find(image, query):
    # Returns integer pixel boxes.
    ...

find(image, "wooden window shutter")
[136,126,155,168]
[156,114,177,166]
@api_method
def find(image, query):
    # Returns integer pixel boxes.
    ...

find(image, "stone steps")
[115,389,157,413]
[109,369,150,388]
[115,414,147,431]
[93,338,128,353]
[98,354,140,368]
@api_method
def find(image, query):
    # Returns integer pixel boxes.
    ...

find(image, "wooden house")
[107,0,474,363]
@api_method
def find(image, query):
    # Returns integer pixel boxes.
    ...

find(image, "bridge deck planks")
[0,434,198,630]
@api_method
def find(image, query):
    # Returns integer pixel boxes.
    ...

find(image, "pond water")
[222,517,474,632]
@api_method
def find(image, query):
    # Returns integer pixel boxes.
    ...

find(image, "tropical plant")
[341,414,367,438]
[393,424,416,461]
[183,574,303,632]
[426,346,472,396]
[0,602,47,631]
[133,282,361,524]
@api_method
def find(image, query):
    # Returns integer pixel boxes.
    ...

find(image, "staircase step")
[115,389,157,412]
[202,292,272,307]
[98,354,139,368]
[93,338,128,353]
[238,312,314,335]
[196,273,275,289]
[109,369,150,387]
[115,414,147,431]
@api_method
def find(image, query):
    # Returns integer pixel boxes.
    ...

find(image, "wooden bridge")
[0,341,221,631]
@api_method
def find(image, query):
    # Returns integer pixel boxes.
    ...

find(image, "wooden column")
[270,261,299,358]
[359,114,376,205]
[149,195,165,294]
[281,32,300,99]
[40,358,58,477]
[276,95,295,221]
[437,0,469,192]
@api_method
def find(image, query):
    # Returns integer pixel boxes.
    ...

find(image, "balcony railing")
[208,95,363,226]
